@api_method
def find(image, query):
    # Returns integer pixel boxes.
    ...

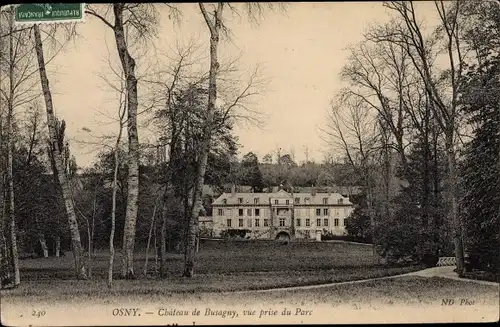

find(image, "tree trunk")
[445,130,465,276]
[86,222,92,278]
[159,193,168,278]
[33,24,87,280]
[183,3,223,278]
[6,13,20,287]
[38,234,49,258]
[113,4,140,280]
[108,99,125,287]
[55,236,60,257]
[0,182,5,275]
[143,196,158,277]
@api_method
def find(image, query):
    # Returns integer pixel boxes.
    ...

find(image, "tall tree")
[369,0,468,276]
[5,10,20,286]
[85,3,160,278]
[33,24,87,279]
[459,0,500,276]
[240,152,263,192]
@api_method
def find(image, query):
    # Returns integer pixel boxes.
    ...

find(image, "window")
[218,209,223,216]
[279,218,286,227]
[238,197,243,204]
[316,219,321,226]
[323,198,328,204]
[254,198,259,204]
[294,197,300,204]
[343,218,347,227]
[247,209,252,216]
[324,218,329,226]
[296,219,301,227]
[304,197,310,204]
[334,218,339,227]
[222,199,227,205]
[316,208,321,216]
[286,199,290,205]
[255,208,260,216]
[338,198,343,204]
[247,219,252,227]
[255,219,260,227]
[239,219,244,227]
[263,219,269,227]
[227,219,232,227]
[274,199,279,204]
[305,218,310,227]
[323,208,328,216]
[238,209,244,216]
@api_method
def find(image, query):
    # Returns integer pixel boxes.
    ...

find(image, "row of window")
[217,208,349,217]
[224,197,345,205]
[226,218,348,228]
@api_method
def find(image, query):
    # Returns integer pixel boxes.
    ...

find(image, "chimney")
[231,184,236,196]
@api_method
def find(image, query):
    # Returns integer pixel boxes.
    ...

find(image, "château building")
[209,186,354,240]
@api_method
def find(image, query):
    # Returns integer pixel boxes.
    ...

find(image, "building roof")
[212,189,352,206]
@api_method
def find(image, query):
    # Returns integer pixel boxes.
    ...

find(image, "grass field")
[1,240,428,300]
[19,240,384,279]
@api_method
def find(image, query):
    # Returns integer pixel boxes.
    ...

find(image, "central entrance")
[275,231,291,241]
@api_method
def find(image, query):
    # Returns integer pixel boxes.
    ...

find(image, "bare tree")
[4,10,20,286]
[85,3,160,278]
[323,96,380,256]
[340,40,411,176]
[108,70,127,288]
[33,24,87,279]
[367,0,467,276]
[181,2,282,277]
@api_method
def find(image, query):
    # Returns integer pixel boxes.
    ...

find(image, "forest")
[0,1,499,289]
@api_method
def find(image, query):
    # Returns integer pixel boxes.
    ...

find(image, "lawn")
[2,240,426,299]
[18,240,385,280]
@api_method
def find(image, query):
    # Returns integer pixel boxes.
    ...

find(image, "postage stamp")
[12,3,86,25]
[0,2,499,326]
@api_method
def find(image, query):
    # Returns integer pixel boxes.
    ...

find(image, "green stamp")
[13,3,85,25]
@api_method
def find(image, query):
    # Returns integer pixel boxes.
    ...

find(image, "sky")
[44,2,437,168]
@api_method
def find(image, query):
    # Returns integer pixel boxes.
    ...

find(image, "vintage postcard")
[0,2,499,326]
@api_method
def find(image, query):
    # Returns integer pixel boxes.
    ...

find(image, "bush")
[321,231,372,244]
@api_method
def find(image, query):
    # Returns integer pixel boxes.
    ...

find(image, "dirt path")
[229,266,498,294]
[406,266,499,287]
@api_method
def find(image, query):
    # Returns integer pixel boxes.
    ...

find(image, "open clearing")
[2,240,427,298]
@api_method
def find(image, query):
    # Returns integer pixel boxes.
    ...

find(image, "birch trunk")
[112,4,140,279]
[7,13,20,286]
[55,236,60,257]
[143,196,159,277]
[108,88,126,287]
[39,235,48,258]
[183,3,224,278]
[33,24,87,280]
[108,140,120,288]
[445,130,465,276]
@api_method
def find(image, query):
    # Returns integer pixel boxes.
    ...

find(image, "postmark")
[12,3,86,25]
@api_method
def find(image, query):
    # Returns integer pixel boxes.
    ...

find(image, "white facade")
[210,189,354,240]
